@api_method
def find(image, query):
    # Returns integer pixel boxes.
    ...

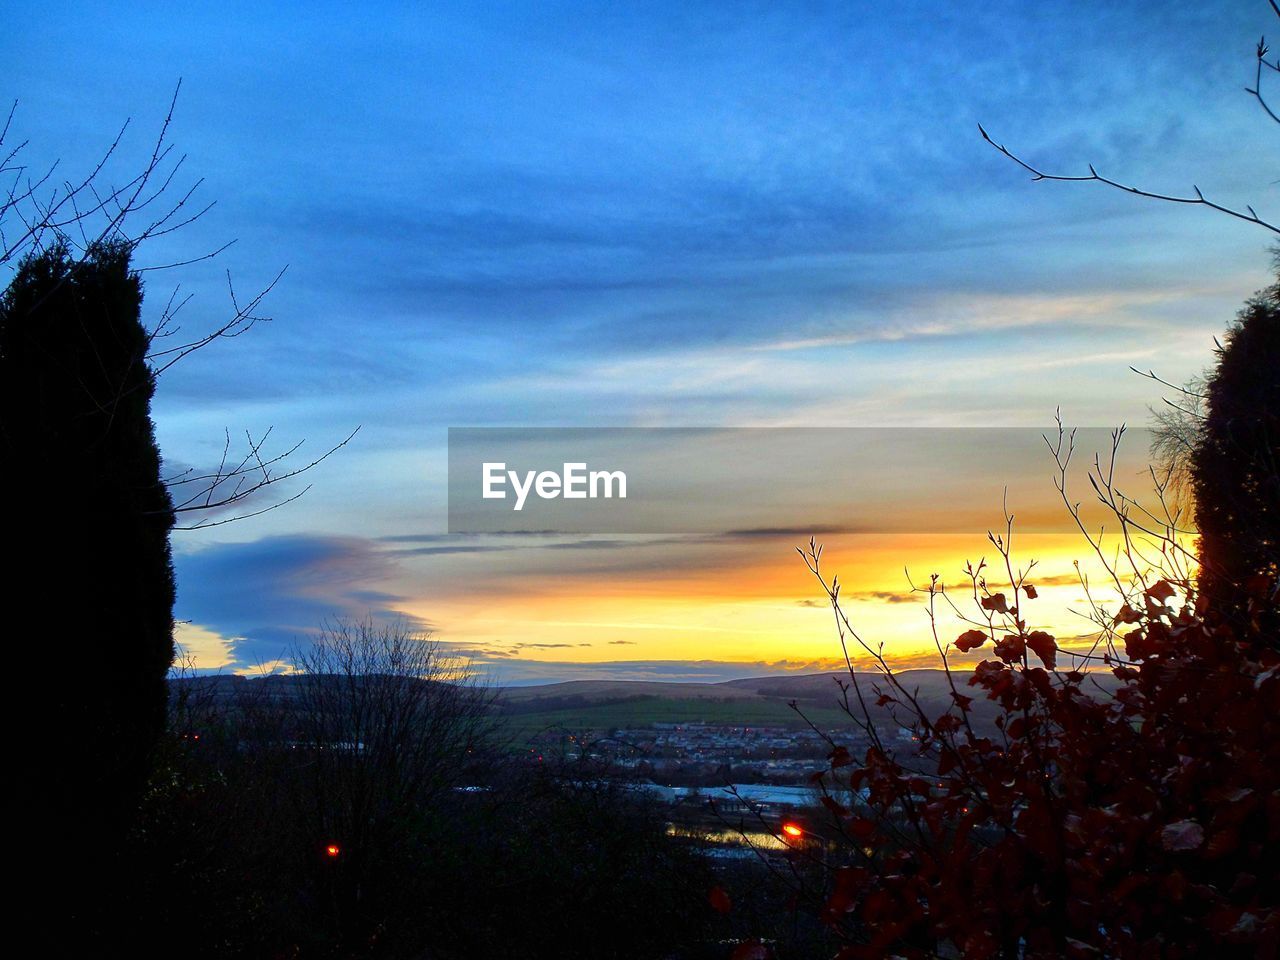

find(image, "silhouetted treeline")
[123,623,724,958]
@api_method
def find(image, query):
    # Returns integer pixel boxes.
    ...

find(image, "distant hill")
[494,670,965,732]
[493,668,1123,735]
[499,669,963,709]
[171,668,1122,736]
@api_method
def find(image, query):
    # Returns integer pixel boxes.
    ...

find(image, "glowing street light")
[325,843,341,859]
[781,821,804,840]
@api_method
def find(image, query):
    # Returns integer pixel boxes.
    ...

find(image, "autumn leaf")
[730,941,772,960]
[1145,579,1176,602]
[1023,583,1038,599]
[1160,820,1205,853]
[708,886,732,915]
[1205,827,1238,860]
[1125,628,1157,661]
[935,714,961,733]
[1113,604,1141,624]
[1026,630,1057,669]
[954,629,987,652]
[981,592,1009,613]
[849,818,877,841]
[970,659,1006,686]
[1245,572,1274,597]
[994,634,1025,663]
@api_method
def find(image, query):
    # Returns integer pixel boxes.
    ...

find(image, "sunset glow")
[9,1,1247,685]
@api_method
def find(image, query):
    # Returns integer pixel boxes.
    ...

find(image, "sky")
[4,1,1276,682]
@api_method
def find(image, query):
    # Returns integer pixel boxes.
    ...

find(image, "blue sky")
[5,1,1276,680]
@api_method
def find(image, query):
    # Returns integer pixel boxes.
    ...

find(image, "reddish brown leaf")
[954,629,987,652]
[1113,604,1142,624]
[829,745,854,768]
[849,818,877,841]
[708,885,732,915]
[981,592,1009,613]
[994,634,1025,663]
[1026,630,1058,669]
[1125,628,1157,661]
[1160,819,1205,853]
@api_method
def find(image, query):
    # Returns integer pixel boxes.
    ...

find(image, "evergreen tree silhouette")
[1,240,175,930]
[1191,266,1280,629]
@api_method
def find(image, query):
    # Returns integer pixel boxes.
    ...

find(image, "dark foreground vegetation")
[119,622,719,958]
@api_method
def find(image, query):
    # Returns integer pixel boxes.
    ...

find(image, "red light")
[325,843,341,858]
[781,822,804,839]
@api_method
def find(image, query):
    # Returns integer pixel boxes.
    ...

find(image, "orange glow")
[781,822,804,839]
[398,532,1110,669]
[325,843,341,858]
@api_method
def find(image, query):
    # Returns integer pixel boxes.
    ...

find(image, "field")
[494,694,855,742]
[491,668,1103,743]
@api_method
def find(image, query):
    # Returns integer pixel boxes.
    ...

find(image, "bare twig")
[979,124,1278,234]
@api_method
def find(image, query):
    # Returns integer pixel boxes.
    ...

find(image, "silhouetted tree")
[1192,266,1280,627]
[0,239,175,928]
[2,90,354,944]
[979,2,1279,617]
[127,623,716,959]
[755,425,1280,959]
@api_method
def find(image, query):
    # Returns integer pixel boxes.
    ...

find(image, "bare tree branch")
[2,84,355,530]
[979,5,1278,234]
[978,124,1278,234]
[166,427,361,530]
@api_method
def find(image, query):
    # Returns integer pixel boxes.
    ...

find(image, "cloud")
[844,590,919,605]
[798,589,920,606]
[174,534,419,669]
[478,654,974,685]
[446,647,517,660]
[1026,573,1087,587]
[722,525,872,539]
[395,544,515,556]
[485,658,852,685]
[172,621,237,671]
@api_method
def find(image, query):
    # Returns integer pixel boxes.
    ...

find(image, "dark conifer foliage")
[0,240,175,896]
[1192,268,1280,627]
